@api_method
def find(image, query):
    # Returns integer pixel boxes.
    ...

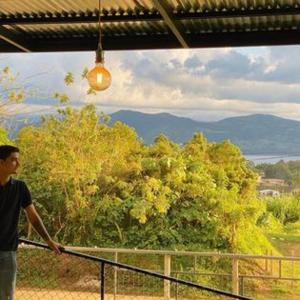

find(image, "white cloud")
[1,46,300,121]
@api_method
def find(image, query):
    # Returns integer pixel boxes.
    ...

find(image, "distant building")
[259,189,280,197]
[292,188,300,195]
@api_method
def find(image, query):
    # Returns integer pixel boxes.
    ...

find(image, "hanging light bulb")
[87,51,111,91]
[87,0,111,91]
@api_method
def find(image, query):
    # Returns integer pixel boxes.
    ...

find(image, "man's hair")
[0,145,20,160]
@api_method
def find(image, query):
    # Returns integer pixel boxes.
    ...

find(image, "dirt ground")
[15,288,178,300]
[15,288,235,300]
[17,288,300,300]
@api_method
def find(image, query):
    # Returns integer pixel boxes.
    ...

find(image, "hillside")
[110,111,300,155]
[7,110,300,155]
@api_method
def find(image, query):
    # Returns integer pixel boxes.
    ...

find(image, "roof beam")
[152,0,189,48]
[1,6,300,26]
[0,26,30,52]
[188,6,300,19]
[0,30,296,53]
[0,12,161,25]
[189,30,300,48]
[27,35,180,52]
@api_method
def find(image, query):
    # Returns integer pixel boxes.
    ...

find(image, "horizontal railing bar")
[173,271,232,277]
[19,238,252,300]
[173,271,300,281]
[241,275,300,281]
[19,242,300,261]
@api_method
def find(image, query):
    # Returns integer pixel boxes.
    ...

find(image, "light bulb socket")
[95,48,104,64]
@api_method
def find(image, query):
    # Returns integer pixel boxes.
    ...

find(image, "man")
[0,145,63,300]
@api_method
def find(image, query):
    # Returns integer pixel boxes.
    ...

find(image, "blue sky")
[1,45,300,121]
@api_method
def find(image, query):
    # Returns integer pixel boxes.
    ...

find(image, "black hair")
[0,145,20,160]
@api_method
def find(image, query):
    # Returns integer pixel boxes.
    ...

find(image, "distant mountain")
[110,111,300,155]
[3,114,42,138]
[6,110,300,155]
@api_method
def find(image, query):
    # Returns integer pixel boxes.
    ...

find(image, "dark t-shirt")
[0,178,32,251]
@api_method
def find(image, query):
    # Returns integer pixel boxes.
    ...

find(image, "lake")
[245,155,300,165]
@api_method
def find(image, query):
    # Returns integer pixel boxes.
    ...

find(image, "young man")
[0,145,63,300]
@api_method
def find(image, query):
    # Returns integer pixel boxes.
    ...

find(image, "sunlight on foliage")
[15,106,273,254]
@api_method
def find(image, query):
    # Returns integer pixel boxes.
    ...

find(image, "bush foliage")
[0,104,272,254]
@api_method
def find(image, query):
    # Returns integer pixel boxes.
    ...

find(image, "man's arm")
[24,204,63,254]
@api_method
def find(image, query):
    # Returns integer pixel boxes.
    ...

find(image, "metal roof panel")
[0,0,300,52]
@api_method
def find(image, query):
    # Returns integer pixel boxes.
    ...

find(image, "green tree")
[0,66,27,122]
[0,127,10,144]
[17,105,143,244]
[16,106,272,253]
[266,195,300,225]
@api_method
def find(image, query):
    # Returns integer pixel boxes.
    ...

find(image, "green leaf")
[64,72,74,86]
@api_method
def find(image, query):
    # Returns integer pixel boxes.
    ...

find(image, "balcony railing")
[17,238,253,300]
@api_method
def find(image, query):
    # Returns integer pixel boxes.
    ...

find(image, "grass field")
[268,233,300,256]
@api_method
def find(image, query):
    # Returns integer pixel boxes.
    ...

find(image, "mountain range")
[7,110,300,155]
[110,111,300,155]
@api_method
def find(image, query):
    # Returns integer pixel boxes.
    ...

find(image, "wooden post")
[291,250,295,288]
[232,258,239,295]
[265,250,269,273]
[270,250,273,275]
[164,254,171,300]
[279,259,282,278]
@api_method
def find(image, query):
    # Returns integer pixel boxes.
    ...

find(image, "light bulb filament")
[97,72,103,84]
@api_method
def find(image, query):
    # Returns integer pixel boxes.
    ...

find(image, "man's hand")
[24,204,64,255]
[46,239,64,255]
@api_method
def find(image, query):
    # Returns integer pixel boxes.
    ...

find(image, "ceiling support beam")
[4,30,295,53]
[0,26,30,52]
[0,12,161,25]
[153,0,189,48]
[1,6,300,26]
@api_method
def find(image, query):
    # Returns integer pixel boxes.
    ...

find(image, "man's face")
[0,152,20,175]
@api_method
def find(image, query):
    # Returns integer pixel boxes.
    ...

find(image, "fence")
[17,238,252,300]
[17,239,300,299]
[63,245,300,298]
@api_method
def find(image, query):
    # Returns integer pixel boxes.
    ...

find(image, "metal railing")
[51,243,300,298]
[17,238,253,300]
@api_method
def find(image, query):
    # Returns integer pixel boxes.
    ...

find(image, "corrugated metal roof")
[0,0,300,52]
[0,0,156,14]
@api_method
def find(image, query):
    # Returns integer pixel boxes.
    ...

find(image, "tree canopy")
[15,105,272,253]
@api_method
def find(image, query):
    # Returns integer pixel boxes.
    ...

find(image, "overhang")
[0,0,300,53]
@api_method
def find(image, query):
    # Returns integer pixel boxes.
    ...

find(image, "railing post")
[114,252,118,300]
[240,276,244,296]
[270,250,273,275]
[175,273,179,300]
[265,250,268,273]
[193,255,197,273]
[291,250,295,288]
[164,254,171,300]
[279,259,282,278]
[100,262,105,300]
[232,258,239,295]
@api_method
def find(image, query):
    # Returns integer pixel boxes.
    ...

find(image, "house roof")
[1,0,300,53]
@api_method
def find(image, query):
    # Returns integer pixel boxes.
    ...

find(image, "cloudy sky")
[1,45,300,122]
